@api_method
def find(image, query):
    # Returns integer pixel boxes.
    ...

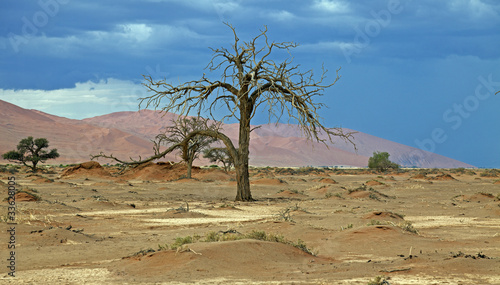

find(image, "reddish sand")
[0,167,498,284]
[250,177,286,185]
[366,179,384,186]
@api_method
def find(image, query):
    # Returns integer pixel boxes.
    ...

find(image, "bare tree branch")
[90,142,182,166]
[98,24,355,201]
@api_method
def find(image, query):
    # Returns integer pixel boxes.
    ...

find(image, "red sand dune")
[0,100,475,168]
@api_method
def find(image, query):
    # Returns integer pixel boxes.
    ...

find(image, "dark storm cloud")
[0,0,499,166]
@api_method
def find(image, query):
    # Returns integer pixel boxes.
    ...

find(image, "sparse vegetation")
[341,224,354,230]
[275,203,310,223]
[480,169,499,177]
[218,202,237,209]
[0,164,19,174]
[397,221,419,234]
[277,188,302,195]
[367,276,391,285]
[169,235,196,250]
[275,206,295,222]
[367,220,383,226]
[158,230,317,256]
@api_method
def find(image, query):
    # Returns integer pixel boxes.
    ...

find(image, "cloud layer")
[1,0,499,166]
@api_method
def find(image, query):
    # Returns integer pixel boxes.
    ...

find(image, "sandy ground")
[0,163,499,284]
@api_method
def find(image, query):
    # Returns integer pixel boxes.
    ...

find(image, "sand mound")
[193,169,232,181]
[363,211,405,221]
[332,225,423,256]
[410,174,427,179]
[60,161,112,178]
[273,190,307,198]
[366,180,384,186]
[92,182,114,187]
[348,190,370,198]
[251,178,286,185]
[32,177,54,184]
[432,173,456,181]
[455,193,498,203]
[27,226,99,246]
[309,185,329,195]
[111,239,323,279]
[121,162,188,181]
[319,178,337,184]
[174,178,198,183]
[345,225,399,236]
[253,172,275,178]
[15,191,39,202]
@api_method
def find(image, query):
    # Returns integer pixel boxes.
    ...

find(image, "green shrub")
[170,236,195,250]
[368,151,400,172]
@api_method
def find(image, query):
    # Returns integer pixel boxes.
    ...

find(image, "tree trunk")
[235,105,253,201]
[31,161,38,173]
[235,163,252,201]
[186,155,195,179]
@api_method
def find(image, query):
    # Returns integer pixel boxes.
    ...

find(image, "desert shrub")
[368,152,399,172]
[368,220,383,226]
[170,236,195,250]
[480,169,499,177]
[367,276,390,285]
[451,167,466,174]
[399,221,419,234]
[275,206,294,222]
[428,168,440,174]
[332,168,346,174]
[291,239,315,255]
[340,224,354,230]
[297,166,325,175]
[0,165,19,174]
[466,169,477,175]
[275,168,297,175]
[245,230,268,241]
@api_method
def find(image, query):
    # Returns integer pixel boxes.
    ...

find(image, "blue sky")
[1,0,499,167]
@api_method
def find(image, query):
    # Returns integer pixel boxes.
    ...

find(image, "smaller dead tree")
[91,117,221,178]
[203,147,235,172]
[153,117,219,178]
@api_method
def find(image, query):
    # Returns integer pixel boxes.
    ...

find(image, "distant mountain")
[0,100,175,164]
[0,100,474,168]
[82,108,474,168]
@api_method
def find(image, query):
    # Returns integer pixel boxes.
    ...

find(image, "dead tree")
[137,23,355,201]
[153,117,219,178]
